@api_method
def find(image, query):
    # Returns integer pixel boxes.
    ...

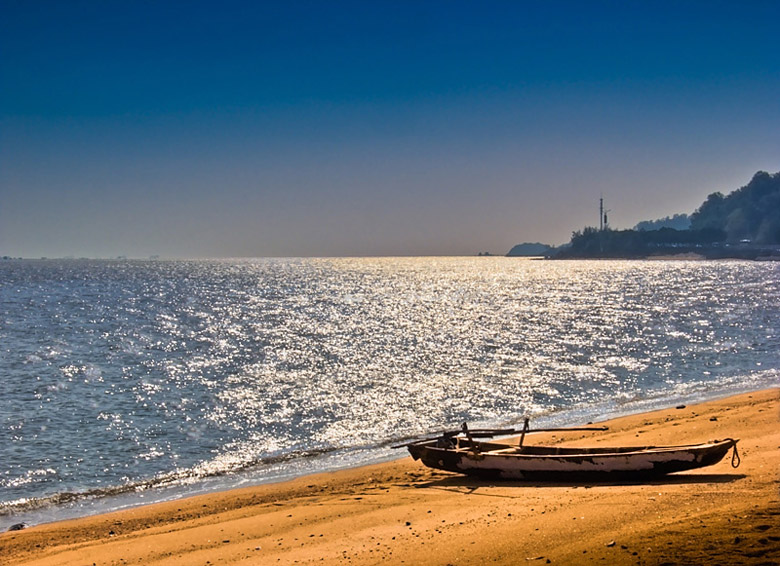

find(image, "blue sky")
[2,1,779,257]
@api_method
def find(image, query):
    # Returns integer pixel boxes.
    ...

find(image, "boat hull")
[407,439,737,481]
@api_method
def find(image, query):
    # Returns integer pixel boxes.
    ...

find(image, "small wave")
[0,446,340,516]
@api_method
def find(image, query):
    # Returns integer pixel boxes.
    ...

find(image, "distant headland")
[507,170,780,260]
[506,242,555,257]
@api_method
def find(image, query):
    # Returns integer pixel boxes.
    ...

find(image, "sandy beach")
[2,388,778,566]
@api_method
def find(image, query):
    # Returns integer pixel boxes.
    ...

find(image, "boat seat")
[486,447,522,454]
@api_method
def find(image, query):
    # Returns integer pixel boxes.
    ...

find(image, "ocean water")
[1,257,778,529]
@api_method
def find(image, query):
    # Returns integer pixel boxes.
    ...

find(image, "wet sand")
[2,388,778,566]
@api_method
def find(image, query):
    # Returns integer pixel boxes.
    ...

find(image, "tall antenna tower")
[599,196,610,231]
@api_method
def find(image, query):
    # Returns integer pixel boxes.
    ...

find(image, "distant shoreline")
[543,246,780,261]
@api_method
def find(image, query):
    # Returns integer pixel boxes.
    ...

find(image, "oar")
[391,421,608,449]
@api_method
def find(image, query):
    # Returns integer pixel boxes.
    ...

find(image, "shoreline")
[2,388,778,565]
[4,375,775,531]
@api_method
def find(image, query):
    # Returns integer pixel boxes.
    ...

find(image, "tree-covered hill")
[634,213,690,232]
[690,171,780,244]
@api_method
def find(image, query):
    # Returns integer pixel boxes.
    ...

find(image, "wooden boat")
[403,422,740,481]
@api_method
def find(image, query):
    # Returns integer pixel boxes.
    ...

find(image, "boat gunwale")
[417,439,736,460]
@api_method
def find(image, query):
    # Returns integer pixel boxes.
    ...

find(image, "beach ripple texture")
[1,258,778,526]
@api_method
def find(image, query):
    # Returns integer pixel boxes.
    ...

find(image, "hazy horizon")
[2,1,779,259]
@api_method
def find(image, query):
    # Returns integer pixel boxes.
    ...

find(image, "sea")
[1,257,778,530]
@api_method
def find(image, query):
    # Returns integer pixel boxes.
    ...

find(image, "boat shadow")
[414,472,746,491]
